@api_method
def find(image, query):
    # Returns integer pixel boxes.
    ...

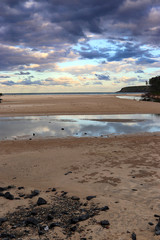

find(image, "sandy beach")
[0,94,160,239]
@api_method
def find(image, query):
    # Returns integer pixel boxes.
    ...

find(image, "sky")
[0,0,160,93]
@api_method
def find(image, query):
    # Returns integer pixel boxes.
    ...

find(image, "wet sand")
[0,94,160,239]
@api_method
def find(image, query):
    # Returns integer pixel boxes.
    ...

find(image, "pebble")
[148,222,154,226]
[25,217,39,226]
[131,232,136,240]
[4,192,14,200]
[0,218,7,226]
[86,196,96,201]
[37,197,47,206]
[100,220,110,227]
[155,218,160,235]
[100,206,109,211]
[71,196,80,201]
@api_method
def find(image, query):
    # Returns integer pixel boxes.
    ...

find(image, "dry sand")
[1,94,160,116]
[0,94,160,239]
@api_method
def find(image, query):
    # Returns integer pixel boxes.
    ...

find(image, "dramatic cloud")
[135,70,144,73]
[15,71,31,75]
[95,74,110,81]
[0,75,10,78]
[0,0,160,92]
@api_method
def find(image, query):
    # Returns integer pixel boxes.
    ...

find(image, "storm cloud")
[0,0,160,90]
[0,0,159,48]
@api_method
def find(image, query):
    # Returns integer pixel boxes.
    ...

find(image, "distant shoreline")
[118,85,149,93]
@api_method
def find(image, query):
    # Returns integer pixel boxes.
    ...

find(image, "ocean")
[3,92,141,96]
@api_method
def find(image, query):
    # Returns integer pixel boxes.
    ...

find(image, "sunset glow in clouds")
[0,0,160,93]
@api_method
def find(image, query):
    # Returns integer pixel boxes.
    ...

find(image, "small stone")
[70,226,77,232]
[25,217,39,226]
[64,171,72,175]
[0,187,6,192]
[71,196,80,201]
[155,218,160,235]
[18,187,24,190]
[100,220,110,227]
[4,192,14,200]
[47,214,53,221]
[154,214,160,218]
[37,197,47,206]
[100,206,109,211]
[86,196,96,201]
[79,214,89,221]
[49,222,61,229]
[148,222,154,226]
[52,188,56,192]
[31,210,37,216]
[131,232,136,240]
[0,218,7,226]
[30,190,40,198]
[61,128,64,130]
[70,217,80,224]
[132,189,137,191]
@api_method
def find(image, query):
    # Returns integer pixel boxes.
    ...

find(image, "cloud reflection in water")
[0,114,160,140]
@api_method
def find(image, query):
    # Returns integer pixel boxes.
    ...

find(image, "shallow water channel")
[0,114,160,140]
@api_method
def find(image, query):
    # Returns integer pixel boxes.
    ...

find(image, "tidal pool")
[0,114,160,140]
[116,96,142,101]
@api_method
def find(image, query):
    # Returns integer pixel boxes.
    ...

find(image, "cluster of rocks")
[0,186,110,239]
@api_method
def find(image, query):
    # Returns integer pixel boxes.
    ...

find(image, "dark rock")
[25,217,39,226]
[47,214,53,221]
[62,211,68,215]
[18,187,24,190]
[64,171,72,175]
[154,214,160,218]
[49,222,61,229]
[0,193,4,197]
[37,197,47,206]
[30,190,40,198]
[4,192,14,200]
[0,187,7,192]
[132,189,137,191]
[7,185,14,189]
[31,210,37,216]
[86,196,96,201]
[155,218,160,235]
[0,233,16,238]
[38,230,44,236]
[100,220,110,227]
[148,222,154,226]
[0,218,7,226]
[61,128,64,130]
[79,213,89,221]
[71,196,80,201]
[61,192,67,197]
[131,232,136,240]
[70,217,80,224]
[100,206,109,211]
[70,226,77,232]
[52,188,56,192]
[19,194,25,197]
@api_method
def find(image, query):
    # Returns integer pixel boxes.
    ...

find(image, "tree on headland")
[149,76,160,95]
